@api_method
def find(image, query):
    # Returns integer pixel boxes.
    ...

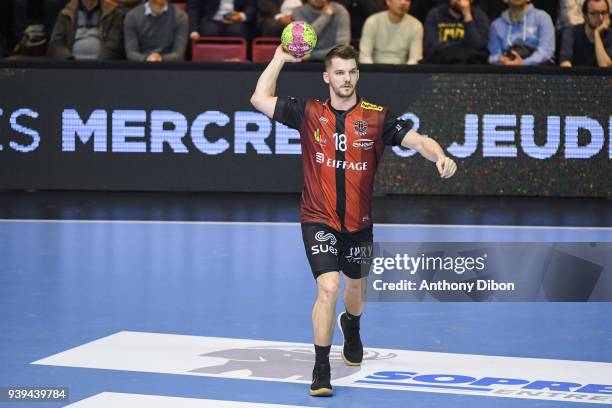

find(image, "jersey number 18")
[333,133,347,152]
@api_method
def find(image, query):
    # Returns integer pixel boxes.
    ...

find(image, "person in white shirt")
[359,0,423,64]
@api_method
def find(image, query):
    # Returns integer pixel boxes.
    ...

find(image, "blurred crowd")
[0,0,610,67]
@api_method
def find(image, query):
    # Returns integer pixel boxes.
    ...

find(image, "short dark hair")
[324,45,359,70]
[583,0,610,15]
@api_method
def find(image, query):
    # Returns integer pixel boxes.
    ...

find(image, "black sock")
[345,310,361,328]
[314,344,331,364]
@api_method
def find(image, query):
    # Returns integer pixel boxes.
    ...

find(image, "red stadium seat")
[192,37,247,62]
[252,37,281,63]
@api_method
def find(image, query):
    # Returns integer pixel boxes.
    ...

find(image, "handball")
[281,21,317,59]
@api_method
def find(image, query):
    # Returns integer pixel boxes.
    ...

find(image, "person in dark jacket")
[124,0,188,61]
[187,0,255,40]
[47,0,124,60]
[560,0,612,67]
[423,0,489,62]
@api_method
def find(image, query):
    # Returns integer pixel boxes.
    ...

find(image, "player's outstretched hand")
[274,46,302,63]
[436,157,457,179]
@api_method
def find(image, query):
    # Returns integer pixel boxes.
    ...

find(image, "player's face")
[323,57,359,99]
[386,0,411,16]
[585,0,610,29]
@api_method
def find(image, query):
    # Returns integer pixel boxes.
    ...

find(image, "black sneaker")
[338,312,363,366]
[310,362,333,397]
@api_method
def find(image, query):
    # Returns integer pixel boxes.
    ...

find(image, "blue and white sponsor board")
[33,331,612,405]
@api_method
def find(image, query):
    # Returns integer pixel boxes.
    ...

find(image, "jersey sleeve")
[273,96,308,130]
[382,110,412,146]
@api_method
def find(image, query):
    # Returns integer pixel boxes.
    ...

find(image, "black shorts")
[301,222,373,280]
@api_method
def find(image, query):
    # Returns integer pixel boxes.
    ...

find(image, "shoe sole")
[337,312,362,366]
[309,387,333,397]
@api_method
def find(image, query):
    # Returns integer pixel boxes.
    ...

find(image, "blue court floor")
[1,220,611,407]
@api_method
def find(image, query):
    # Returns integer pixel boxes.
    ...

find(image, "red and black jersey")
[274,96,411,233]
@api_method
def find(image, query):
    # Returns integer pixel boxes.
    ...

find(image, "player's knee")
[316,277,340,303]
[344,277,365,295]
[345,279,363,292]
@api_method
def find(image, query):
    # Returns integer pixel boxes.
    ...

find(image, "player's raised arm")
[401,129,458,179]
[250,47,302,119]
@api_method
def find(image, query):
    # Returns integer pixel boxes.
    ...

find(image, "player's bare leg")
[310,271,340,397]
[338,276,366,366]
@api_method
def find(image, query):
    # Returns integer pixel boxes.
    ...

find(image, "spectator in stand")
[423,0,489,63]
[187,0,255,40]
[256,0,299,36]
[560,0,612,66]
[124,0,188,61]
[488,0,555,65]
[48,0,124,60]
[557,0,612,29]
[335,0,385,38]
[293,0,350,60]
[480,1,556,23]
[359,0,423,64]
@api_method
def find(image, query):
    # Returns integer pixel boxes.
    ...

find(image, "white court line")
[63,392,315,408]
[0,219,611,230]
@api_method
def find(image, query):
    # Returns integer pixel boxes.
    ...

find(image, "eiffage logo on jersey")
[314,153,369,171]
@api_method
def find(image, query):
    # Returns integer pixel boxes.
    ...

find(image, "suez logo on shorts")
[356,371,612,402]
[311,231,338,255]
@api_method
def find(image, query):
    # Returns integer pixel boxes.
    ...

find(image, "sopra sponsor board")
[33,332,612,404]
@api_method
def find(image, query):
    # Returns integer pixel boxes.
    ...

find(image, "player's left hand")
[436,157,457,179]
[274,46,303,63]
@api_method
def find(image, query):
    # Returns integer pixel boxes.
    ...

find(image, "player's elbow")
[250,94,259,109]
[250,94,266,113]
